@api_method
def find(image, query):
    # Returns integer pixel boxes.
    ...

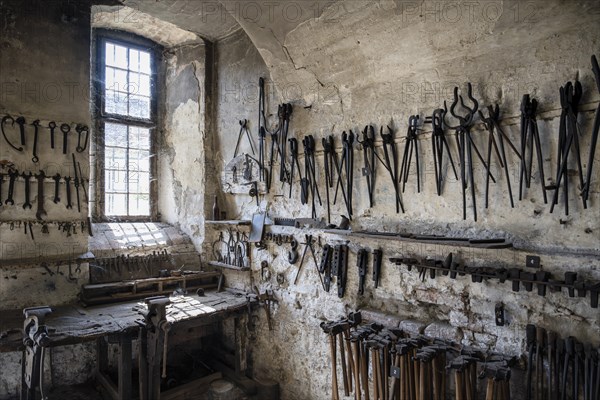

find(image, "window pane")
[129,127,150,150]
[130,150,150,172]
[139,51,151,74]
[105,67,127,92]
[131,172,150,193]
[105,90,128,115]
[129,72,150,96]
[106,43,128,69]
[105,123,128,147]
[105,147,127,170]
[129,49,139,71]
[106,193,127,216]
[105,170,127,193]
[129,194,150,216]
[129,95,150,119]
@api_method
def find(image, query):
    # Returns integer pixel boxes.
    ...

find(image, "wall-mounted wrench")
[64,176,73,209]
[0,173,3,205]
[31,119,41,163]
[16,116,26,146]
[35,171,47,220]
[75,124,89,153]
[61,123,71,154]
[48,121,56,149]
[72,153,81,212]
[5,170,18,205]
[52,174,61,203]
[22,172,33,209]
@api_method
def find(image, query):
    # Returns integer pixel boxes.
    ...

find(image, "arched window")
[93,30,159,220]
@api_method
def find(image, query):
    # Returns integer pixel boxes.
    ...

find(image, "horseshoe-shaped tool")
[22,172,33,209]
[1,115,23,151]
[76,124,89,153]
[31,120,41,163]
[35,170,47,220]
[48,121,57,149]
[15,116,26,147]
[61,123,71,154]
[5,170,18,205]
[288,238,299,264]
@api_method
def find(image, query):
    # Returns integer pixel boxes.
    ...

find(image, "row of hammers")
[525,324,599,400]
[320,312,516,400]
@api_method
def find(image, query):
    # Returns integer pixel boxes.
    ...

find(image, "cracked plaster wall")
[209,1,600,399]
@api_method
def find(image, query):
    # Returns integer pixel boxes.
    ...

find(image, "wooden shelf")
[207,261,250,272]
[205,220,251,226]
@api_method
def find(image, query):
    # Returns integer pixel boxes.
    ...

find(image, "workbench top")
[0,290,249,353]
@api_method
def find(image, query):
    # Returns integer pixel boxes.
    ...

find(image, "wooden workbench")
[0,289,250,353]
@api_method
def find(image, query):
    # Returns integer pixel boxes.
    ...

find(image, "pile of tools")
[1,115,89,160]
[320,311,516,400]
[390,254,600,309]
[211,229,250,269]
[0,219,92,239]
[90,250,172,283]
[525,325,599,400]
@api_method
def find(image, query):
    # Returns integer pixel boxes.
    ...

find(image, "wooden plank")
[97,370,119,400]
[161,372,222,400]
[118,334,132,400]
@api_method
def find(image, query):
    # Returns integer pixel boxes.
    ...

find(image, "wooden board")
[0,289,249,352]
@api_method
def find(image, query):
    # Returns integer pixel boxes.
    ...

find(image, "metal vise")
[140,296,171,400]
[21,306,52,400]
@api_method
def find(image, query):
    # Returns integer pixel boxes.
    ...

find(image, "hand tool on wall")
[479,104,522,208]
[427,108,458,196]
[21,306,52,400]
[372,249,382,289]
[267,130,277,192]
[294,235,321,287]
[72,153,81,212]
[77,161,88,203]
[378,126,404,213]
[550,81,585,214]
[61,123,70,155]
[289,138,301,198]
[0,173,4,205]
[334,132,354,218]
[65,176,73,209]
[322,136,335,222]
[5,169,18,205]
[31,119,40,163]
[22,171,33,209]
[443,84,493,221]
[16,116,26,147]
[35,171,47,220]
[52,174,61,203]
[321,321,342,400]
[357,249,368,295]
[583,55,600,204]
[358,125,377,207]
[303,135,323,218]
[279,104,292,184]
[233,119,256,158]
[75,124,89,153]
[519,94,548,203]
[328,135,351,218]
[400,115,421,193]
[48,121,56,149]
[1,115,23,151]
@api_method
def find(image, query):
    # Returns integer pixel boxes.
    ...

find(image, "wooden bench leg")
[118,334,132,400]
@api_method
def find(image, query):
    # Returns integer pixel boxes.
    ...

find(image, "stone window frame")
[92,29,161,222]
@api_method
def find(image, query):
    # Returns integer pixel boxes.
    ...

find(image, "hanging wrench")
[5,170,18,205]
[75,124,89,153]
[22,172,33,209]
[15,116,26,147]
[64,176,73,209]
[1,115,23,151]
[52,174,61,203]
[35,171,47,220]
[61,123,71,154]
[31,119,40,163]
[48,121,57,149]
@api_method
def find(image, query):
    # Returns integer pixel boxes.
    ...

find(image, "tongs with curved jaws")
[582,55,600,205]
[1,115,24,152]
[443,83,494,221]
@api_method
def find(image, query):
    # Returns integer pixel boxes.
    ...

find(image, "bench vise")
[21,306,52,400]
[140,296,171,400]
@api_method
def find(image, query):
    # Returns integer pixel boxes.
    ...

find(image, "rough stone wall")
[210,2,600,399]
[0,1,95,398]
